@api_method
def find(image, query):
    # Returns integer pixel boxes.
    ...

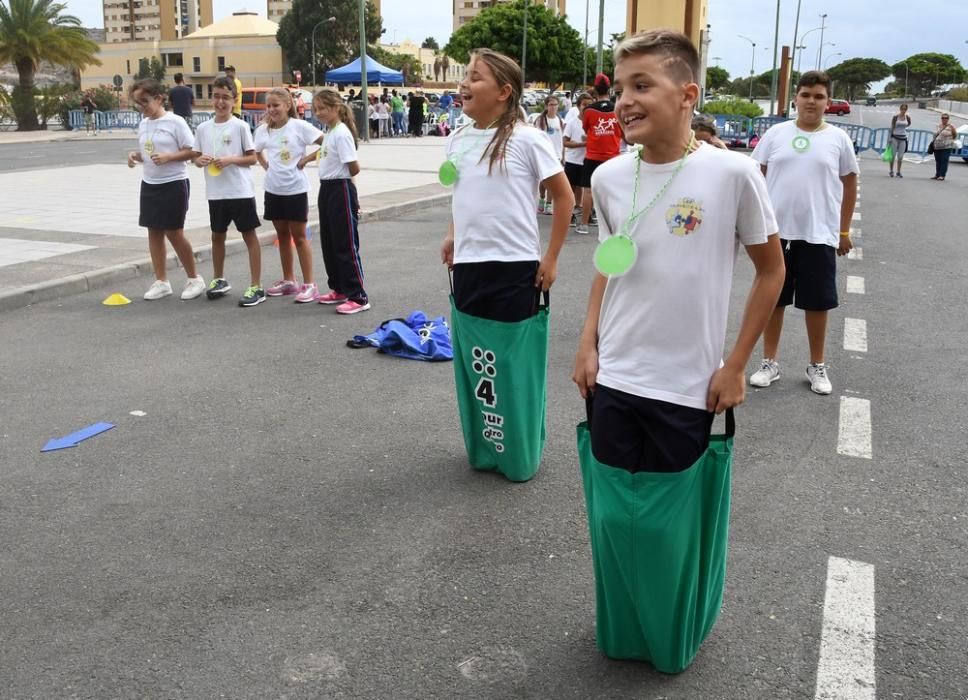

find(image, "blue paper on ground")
[42,422,115,452]
[353,311,453,362]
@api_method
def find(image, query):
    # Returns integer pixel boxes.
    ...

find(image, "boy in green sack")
[573,29,784,472]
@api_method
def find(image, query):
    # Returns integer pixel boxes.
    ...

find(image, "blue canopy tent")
[325,55,404,85]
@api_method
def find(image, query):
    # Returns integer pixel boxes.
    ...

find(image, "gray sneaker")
[749,358,780,387]
[806,363,832,395]
[575,224,590,235]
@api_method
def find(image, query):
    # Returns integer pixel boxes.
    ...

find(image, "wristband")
[839,231,851,237]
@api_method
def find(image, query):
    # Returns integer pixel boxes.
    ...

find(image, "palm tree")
[0,0,100,130]
[441,54,450,83]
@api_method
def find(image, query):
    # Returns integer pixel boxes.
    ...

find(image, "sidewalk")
[0,129,452,311]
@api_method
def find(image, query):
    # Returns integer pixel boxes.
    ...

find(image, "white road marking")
[814,556,876,700]
[852,211,862,222]
[843,318,868,353]
[838,397,872,459]
[846,276,865,294]
[848,247,863,261]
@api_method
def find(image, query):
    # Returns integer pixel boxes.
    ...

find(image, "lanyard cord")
[619,136,697,237]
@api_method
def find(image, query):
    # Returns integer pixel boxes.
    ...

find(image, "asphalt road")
[1,157,966,698]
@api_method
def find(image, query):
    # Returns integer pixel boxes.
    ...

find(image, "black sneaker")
[238,285,266,307]
[206,278,231,299]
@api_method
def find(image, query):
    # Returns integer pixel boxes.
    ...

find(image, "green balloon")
[438,160,458,186]
[594,235,637,277]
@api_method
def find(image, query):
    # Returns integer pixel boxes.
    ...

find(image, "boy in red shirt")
[578,73,623,235]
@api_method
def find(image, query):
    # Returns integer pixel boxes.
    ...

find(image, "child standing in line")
[192,77,265,307]
[577,73,623,235]
[126,78,205,301]
[440,49,574,481]
[254,87,324,303]
[563,92,592,227]
[301,88,370,315]
[535,95,565,215]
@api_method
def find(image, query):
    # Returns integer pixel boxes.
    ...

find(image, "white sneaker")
[575,224,590,235]
[749,358,780,387]
[180,276,206,300]
[806,363,832,395]
[144,279,172,300]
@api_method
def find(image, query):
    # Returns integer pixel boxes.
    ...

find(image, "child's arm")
[706,235,785,413]
[127,150,143,168]
[572,273,609,399]
[191,149,210,167]
[214,150,258,169]
[256,151,268,170]
[837,172,858,256]
[440,220,455,268]
[297,150,319,168]
[345,160,361,177]
[150,147,194,166]
[535,171,574,290]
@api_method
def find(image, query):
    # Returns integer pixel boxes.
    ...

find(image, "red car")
[825,99,850,116]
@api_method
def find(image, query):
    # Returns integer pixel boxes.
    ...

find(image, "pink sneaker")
[266,279,298,296]
[294,283,319,303]
[316,290,348,305]
[335,299,371,315]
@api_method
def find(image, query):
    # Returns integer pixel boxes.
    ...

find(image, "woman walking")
[888,104,911,178]
[930,113,958,181]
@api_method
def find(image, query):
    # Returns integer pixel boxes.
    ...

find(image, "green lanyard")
[594,137,697,278]
[438,119,499,186]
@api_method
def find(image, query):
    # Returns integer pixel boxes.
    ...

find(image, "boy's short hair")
[692,114,717,135]
[614,29,699,84]
[212,76,235,96]
[173,72,184,83]
[796,70,832,96]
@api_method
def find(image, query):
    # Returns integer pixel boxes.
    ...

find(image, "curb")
[0,194,452,313]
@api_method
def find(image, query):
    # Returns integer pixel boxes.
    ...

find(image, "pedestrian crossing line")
[815,556,876,700]
[846,276,865,295]
[843,318,868,353]
[837,397,872,459]
[847,247,863,261]
[852,211,862,222]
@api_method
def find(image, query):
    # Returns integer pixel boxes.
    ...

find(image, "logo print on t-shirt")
[592,116,619,136]
[665,198,704,237]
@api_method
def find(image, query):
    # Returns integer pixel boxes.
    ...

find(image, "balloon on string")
[594,235,637,277]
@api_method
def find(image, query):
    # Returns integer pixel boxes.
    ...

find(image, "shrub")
[947,86,968,102]
[703,99,763,118]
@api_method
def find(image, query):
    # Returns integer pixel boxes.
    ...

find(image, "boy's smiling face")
[614,52,697,147]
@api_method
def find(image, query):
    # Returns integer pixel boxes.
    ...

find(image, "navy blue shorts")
[564,161,583,188]
[263,192,308,222]
[588,384,713,473]
[208,198,261,234]
[777,239,838,311]
[452,260,540,323]
[139,179,189,230]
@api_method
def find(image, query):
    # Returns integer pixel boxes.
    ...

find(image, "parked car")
[825,99,850,116]
[865,96,877,106]
[240,86,309,118]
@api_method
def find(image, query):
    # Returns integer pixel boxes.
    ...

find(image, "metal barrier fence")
[69,109,294,132]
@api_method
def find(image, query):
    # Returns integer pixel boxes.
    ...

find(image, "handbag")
[927,141,935,155]
[578,408,735,673]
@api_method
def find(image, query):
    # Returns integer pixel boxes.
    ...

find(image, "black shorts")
[263,192,308,222]
[139,179,189,230]
[581,158,606,188]
[589,384,714,473]
[564,161,584,188]
[452,260,541,323]
[208,198,261,234]
[777,239,838,311]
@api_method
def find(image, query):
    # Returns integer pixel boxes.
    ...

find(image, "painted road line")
[838,397,872,459]
[844,318,868,353]
[814,556,876,700]
[848,247,863,261]
[846,276,866,294]
[852,211,862,222]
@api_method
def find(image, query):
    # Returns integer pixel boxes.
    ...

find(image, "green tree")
[892,53,966,96]
[0,0,100,130]
[444,0,584,85]
[703,98,762,118]
[826,57,891,101]
[421,36,439,51]
[276,0,383,85]
[134,56,165,82]
[369,44,419,84]
[706,66,729,91]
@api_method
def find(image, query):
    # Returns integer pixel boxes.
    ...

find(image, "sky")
[63,0,968,84]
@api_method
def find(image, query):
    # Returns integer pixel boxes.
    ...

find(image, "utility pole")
[358,0,368,141]
[522,0,528,83]
[739,35,756,103]
[788,0,802,115]
[816,13,827,70]
[769,0,781,116]
[595,0,605,75]
[582,0,589,86]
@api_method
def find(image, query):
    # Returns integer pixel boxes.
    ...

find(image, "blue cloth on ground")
[352,311,453,361]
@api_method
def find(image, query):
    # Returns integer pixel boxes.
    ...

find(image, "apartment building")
[103,0,213,42]
[267,0,382,21]
[625,0,707,46]
[453,0,565,32]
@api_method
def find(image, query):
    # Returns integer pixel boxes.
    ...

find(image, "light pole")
[738,34,756,103]
[816,42,835,71]
[311,16,336,88]
[595,0,605,75]
[522,0,529,84]
[823,52,842,70]
[358,0,368,142]
[789,0,803,115]
[769,0,781,116]
[815,13,828,70]
[582,0,589,85]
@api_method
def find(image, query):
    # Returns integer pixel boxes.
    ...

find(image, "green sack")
[450,294,549,482]
[577,410,734,673]
[881,144,894,162]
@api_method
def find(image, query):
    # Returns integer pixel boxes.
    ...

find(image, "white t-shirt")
[318,123,357,180]
[253,118,324,195]
[563,116,586,165]
[138,111,195,184]
[194,116,255,200]
[592,144,778,410]
[448,123,564,263]
[751,120,858,248]
[538,115,565,161]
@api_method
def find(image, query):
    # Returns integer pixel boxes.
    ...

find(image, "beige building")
[625,0,707,47]
[453,0,565,32]
[103,0,214,42]
[267,0,382,21]
[82,12,285,108]
[380,40,467,84]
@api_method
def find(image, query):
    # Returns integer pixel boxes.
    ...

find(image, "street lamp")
[311,16,336,88]
[823,52,842,70]
[738,34,756,103]
[816,42,835,71]
[582,0,589,85]
[769,0,781,117]
[815,13,828,70]
[358,0,368,142]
